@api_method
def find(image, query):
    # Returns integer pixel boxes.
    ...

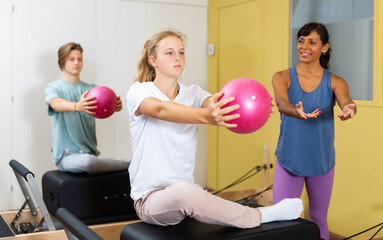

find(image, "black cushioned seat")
[120,217,321,240]
[42,169,138,225]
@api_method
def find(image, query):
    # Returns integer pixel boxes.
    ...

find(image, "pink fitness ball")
[86,86,117,119]
[219,78,271,134]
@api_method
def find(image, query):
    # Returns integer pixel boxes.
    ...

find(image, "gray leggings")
[57,149,130,174]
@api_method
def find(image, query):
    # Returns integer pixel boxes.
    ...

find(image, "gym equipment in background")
[56,207,102,240]
[9,159,58,234]
[42,168,138,225]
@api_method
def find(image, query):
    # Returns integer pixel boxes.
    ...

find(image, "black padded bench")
[121,217,321,240]
[42,169,138,225]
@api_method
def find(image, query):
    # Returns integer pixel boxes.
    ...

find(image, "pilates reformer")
[4,159,322,240]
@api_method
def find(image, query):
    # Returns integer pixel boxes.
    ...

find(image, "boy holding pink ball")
[45,42,129,174]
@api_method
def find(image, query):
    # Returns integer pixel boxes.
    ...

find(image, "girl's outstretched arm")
[137,92,240,128]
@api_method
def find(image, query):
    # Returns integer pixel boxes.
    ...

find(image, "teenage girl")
[127,29,303,228]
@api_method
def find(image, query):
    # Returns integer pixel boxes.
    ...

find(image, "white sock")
[258,198,303,224]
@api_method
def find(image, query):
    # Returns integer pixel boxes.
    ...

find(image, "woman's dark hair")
[297,22,332,69]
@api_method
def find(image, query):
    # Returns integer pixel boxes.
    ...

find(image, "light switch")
[208,44,215,56]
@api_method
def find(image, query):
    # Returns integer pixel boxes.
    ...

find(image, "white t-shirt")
[127,81,212,200]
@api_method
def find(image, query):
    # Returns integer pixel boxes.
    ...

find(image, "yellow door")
[207,0,290,190]
[217,0,264,190]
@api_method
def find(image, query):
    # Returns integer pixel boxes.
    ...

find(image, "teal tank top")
[275,67,335,176]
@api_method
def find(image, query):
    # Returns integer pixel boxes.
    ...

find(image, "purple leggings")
[273,160,334,240]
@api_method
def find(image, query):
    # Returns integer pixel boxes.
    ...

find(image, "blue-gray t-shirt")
[45,79,99,163]
[275,67,335,176]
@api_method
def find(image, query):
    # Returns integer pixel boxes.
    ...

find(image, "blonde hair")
[58,42,83,71]
[135,29,186,83]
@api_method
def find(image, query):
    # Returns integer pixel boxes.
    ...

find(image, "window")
[291,0,374,100]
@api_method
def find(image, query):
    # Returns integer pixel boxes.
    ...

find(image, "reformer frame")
[9,159,56,234]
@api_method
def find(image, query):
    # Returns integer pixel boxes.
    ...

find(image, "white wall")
[0,0,13,211]
[1,0,208,211]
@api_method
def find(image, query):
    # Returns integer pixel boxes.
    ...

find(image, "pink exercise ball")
[219,78,271,134]
[86,86,117,119]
